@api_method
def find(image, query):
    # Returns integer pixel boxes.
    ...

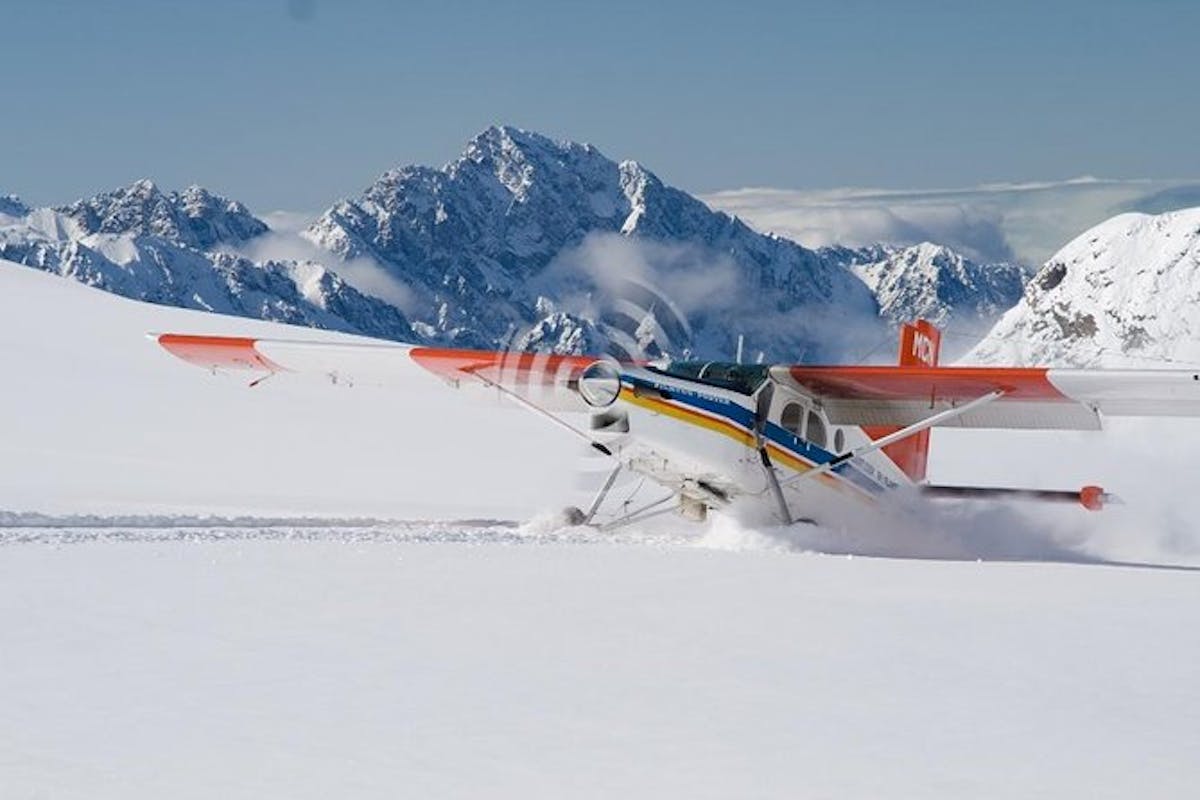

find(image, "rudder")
[864,319,941,482]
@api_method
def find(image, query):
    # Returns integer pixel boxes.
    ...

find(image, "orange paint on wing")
[409,347,595,384]
[157,334,282,372]
[786,365,1062,402]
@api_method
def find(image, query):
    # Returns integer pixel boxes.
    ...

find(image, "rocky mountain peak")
[302,126,888,360]
[55,180,267,250]
[850,242,1029,338]
[1,182,412,343]
[3,127,1040,363]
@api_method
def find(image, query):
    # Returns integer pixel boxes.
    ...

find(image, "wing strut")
[463,366,615,457]
[782,390,1007,487]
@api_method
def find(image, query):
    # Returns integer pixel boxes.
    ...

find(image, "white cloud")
[533,232,888,363]
[233,211,418,312]
[704,178,1200,267]
[543,232,736,307]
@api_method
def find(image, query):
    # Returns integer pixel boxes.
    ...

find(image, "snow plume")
[690,422,1200,567]
[929,421,1200,568]
[689,492,1193,568]
[705,177,1200,267]
[687,493,1091,564]
[232,210,417,313]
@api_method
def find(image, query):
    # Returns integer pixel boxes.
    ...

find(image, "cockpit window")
[646,361,770,395]
[781,402,804,436]
[806,410,827,449]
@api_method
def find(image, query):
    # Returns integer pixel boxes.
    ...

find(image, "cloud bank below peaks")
[704,177,1200,267]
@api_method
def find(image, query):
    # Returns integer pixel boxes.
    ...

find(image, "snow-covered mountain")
[0,181,416,342]
[303,126,888,360]
[1,127,1031,361]
[850,242,1029,332]
[303,126,1025,361]
[57,180,268,251]
[965,208,1200,366]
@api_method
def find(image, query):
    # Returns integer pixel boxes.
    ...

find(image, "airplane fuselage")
[592,363,911,526]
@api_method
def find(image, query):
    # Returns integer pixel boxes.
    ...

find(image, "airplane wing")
[772,364,1200,431]
[154,333,595,411]
[155,333,1200,432]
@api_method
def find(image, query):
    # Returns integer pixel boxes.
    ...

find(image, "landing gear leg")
[759,447,793,525]
[582,464,623,525]
[598,493,677,532]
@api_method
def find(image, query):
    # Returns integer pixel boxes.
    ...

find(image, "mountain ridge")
[0,182,416,342]
[301,125,1025,360]
[1,125,1032,362]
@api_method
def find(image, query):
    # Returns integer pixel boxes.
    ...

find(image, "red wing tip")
[155,332,281,373]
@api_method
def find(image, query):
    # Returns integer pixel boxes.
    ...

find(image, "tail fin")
[898,318,941,369]
[865,320,942,482]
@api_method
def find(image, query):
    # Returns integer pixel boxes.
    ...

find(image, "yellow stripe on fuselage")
[765,441,874,499]
[618,385,756,448]
[763,441,813,474]
[619,384,875,501]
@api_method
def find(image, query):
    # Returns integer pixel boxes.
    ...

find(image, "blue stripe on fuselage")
[623,373,886,495]
[761,422,885,495]
[622,373,758,430]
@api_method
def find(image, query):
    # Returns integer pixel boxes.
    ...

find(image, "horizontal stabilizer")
[921,484,1119,511]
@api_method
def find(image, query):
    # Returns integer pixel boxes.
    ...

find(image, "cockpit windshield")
[647,361,770,395]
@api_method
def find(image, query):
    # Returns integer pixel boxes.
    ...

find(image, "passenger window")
[806,410,827,449]
[780,403,804,436]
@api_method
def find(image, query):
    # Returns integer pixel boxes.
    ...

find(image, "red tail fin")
[864,320,942,482]
[898,319,941,369]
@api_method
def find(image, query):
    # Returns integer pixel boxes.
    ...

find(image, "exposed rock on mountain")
[851,243,1028,330]
[965,208,1200,366]
[56,179,268,251]
[0,182,415,341]
[303,125,884,361]
[1,127,1035,362]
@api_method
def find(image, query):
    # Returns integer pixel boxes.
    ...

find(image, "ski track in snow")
[0,514,693,549]
[5,510,1197,572]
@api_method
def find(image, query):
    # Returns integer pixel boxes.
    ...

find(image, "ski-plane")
[153,320,1200,530]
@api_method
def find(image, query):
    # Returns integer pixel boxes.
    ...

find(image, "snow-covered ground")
[4,534,1198,799]
[0,259,580,519]
[3,260,1200,797]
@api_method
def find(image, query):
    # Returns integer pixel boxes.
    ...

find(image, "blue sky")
[3,0,1198,211]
